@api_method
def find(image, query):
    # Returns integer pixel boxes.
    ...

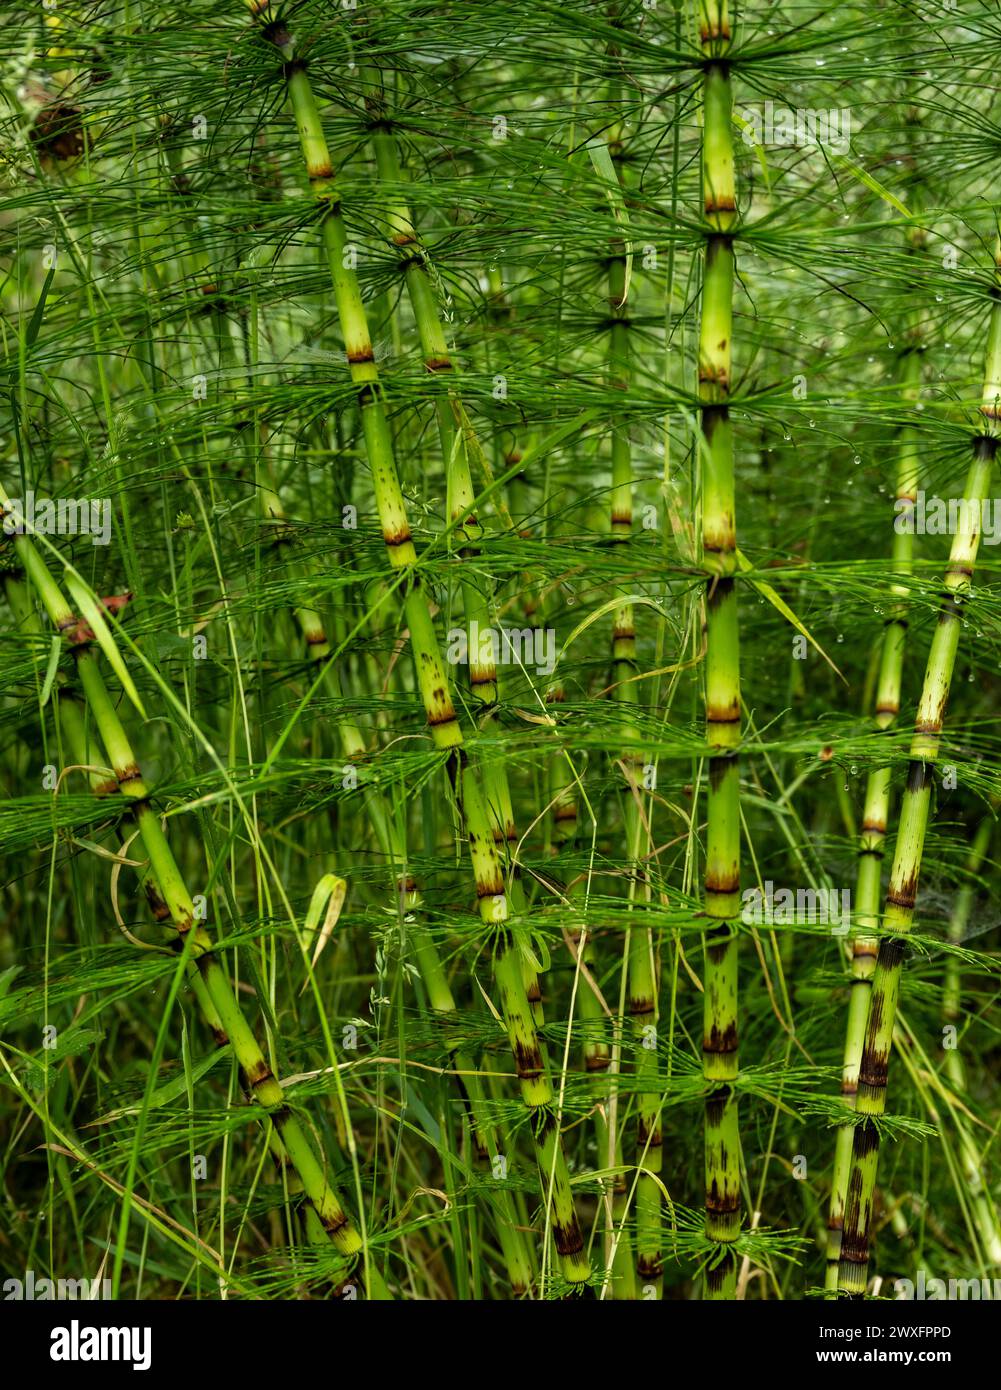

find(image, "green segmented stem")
[57,648,305,1221]
[362,68,464,472]
[333,679,535,1293]
[59,688,335,1250]
[825,314,924,1292]
[3,517,391,1295]
[602,83,661,1294]
[254,421,534,1291]
[837,239,1001,1297]
[698,0,741,1301]
[249,6,587,1284]
[551,745,637,1298]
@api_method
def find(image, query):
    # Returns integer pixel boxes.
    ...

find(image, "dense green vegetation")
[1,0,999,1301]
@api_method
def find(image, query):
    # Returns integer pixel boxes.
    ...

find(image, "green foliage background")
[1,0,999,1299]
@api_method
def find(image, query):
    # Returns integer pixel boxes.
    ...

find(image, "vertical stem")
[698,0,741,1301]
[825,314,924,1291]
[257,418,535,1290]
[838,239,1001,1297]
[249,6,588,1285]
[604,58,661,1295]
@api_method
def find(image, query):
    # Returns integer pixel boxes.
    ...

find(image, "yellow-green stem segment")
[248,4,588,1285]
[837,239,1001,1297]
[825,323,924,1291]
[698,3,741,1300]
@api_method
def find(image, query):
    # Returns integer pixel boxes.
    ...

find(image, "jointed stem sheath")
[698,2,742,1300]
[251,5,588,1285]
[825,307,924,1291]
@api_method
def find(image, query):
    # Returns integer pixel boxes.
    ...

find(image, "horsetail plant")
[838,237,1001,1297]
[825,245,927,1293]
[697,0,742,1300]
[250,348,536,1291]
[0,490,389,1296]
[6,0,1001,1315]
[597,79,663,1295]
[248,1,588,1286]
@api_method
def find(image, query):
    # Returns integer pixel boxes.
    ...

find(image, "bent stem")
[5,519,391,1295]
[250,4,588,1286]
